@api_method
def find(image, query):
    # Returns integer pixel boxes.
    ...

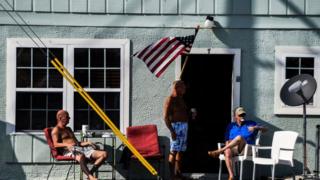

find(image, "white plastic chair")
[252,131,298,180]
[217,131,261,180]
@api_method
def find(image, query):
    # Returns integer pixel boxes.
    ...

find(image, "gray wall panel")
[71,0,88,13]
[142,0,159,14]
[161,0,178,14]
[251,0,269,15]
[306,0,320,15]
[198,0,214,14]
[14,0,32,11]
[233,0,251,14]
[125,0,142,14]
[34,0,51,12]
[89,0,106,13]
[270,0,287,15]
[287,0,305,15]
[52,0,69,12]
[215,0,233,14]
[107,0,124,13]
[179,0,196,14]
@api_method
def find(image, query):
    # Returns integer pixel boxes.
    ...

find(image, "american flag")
[133,34,196,77]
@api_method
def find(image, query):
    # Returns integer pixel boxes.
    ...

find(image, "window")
[274,46,320,115]
[6,39,130,133]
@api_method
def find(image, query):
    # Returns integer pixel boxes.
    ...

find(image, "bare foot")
[208,150,221,158]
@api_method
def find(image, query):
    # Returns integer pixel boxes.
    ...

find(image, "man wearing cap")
[208,107,267,180]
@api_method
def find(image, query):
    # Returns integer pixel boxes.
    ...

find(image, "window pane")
[74,93,89,109]
[31,110,46,130]
[106,92,120,109]
[91,93,105,108]
[285,69,299,79]
[17,48,31,67]
[286,57,299,67]
[17,69,31,87]
[48,110,57,127]
[74,110,89,131]
[48,93,62,109]
[33,69,47,88]
[301,58,314,68]
[106,48,120,67]
[49,69,63,88]
[16,93,31,109]
[91,69,104,88]
[106,69,120,88]
[105,110,120,129]
[74,92,120,131]
[16,92,62,131]
[75,69,88,88]
[75,48,88,67]
[49,48,63,67]
[33,48,47,67]
[301,69,314,76]
[90,49,104,67]
[16,110,31,130]
[90,110,104,130]
[32,93,46,109]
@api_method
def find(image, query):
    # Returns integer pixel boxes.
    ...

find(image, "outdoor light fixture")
[204,15,215,28]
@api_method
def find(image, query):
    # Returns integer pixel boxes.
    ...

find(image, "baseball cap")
[235,107,246,116]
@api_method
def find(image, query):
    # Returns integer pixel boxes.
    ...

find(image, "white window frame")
[6,38,130,134]
[274,46,320,115]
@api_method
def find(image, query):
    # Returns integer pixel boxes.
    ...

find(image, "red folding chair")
[126,124,164,179]
[43,127,76,180]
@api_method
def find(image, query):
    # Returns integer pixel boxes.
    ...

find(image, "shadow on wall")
[0,120,26,179]
[244,117,304,179]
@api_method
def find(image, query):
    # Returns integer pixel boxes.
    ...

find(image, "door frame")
[175,48,241,121]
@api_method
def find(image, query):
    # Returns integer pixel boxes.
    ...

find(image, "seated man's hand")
[67,144,75,151]
[248,126,256,132]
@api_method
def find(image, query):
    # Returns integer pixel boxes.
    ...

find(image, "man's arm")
[66,127,94,147]
[163,97,176,140]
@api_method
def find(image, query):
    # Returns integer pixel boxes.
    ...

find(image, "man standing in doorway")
[163,80,189,180]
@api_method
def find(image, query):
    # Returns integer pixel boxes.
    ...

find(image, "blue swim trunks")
[170,122,188,152]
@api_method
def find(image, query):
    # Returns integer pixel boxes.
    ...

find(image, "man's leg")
[208,135,246,157]
[168,151,176,179]
[175,152,183,178]
[90,150,108,174]
[224,148,235,180]
[75,154,97,180]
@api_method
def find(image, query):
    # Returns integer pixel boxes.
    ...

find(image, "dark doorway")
[181,54,234,173]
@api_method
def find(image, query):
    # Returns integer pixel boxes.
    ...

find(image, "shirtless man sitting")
[52,110,107,180]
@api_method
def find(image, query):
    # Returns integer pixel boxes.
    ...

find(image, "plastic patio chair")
[43,127,76,180]
[217,130,262,180]
[126,124,164,179]
[252,131,298,180]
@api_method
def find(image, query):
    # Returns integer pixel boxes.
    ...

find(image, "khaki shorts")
[231,145,252,156]
[63,146,95,159]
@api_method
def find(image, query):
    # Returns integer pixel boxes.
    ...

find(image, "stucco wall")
[0,25,320,179]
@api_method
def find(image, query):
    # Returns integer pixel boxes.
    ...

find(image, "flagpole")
[179,25,200,80]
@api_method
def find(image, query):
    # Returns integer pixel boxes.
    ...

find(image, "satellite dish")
[280,73,317,177]
[280,74,317,106]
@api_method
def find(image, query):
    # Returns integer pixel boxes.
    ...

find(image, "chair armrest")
[251,145,272,158]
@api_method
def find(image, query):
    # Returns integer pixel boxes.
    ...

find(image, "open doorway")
[180,54,234,173]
